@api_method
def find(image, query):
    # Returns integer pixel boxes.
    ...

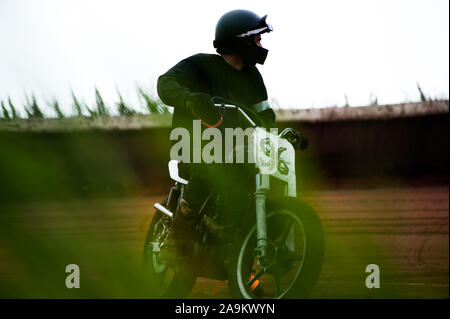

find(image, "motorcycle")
[142,99,325,299]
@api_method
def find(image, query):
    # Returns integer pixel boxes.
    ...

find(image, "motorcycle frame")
[156,103,298,270]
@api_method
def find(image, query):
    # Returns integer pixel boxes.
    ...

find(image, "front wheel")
[142,209,196,298]
[228,197,325,299]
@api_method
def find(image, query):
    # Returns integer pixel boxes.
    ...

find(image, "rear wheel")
[228,197,324,299]
[142,209,196,298]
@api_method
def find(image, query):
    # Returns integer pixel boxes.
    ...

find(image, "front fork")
[254,173,271,268]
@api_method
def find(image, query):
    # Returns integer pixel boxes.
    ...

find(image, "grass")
[71,90,84,117]
[24,94,44,119]
[50,99,65,119]
[1,101,10,119]
[138,87,169,114]
[0,84,447,120]
[116,90,136,116]
[0,87,170,120]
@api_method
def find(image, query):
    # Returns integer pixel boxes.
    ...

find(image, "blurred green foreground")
[0,111,448,298]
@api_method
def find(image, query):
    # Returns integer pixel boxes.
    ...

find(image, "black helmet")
[213,9,273,65]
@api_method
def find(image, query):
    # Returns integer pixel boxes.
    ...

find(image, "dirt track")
[0,185,448,298]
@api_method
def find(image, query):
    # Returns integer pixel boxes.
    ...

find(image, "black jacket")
[157,53,275,131]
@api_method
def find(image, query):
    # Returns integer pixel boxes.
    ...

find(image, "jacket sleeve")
[157,57,204,109]
[250,100,276,128]
[259,108,276,128]
[252,67,276,128]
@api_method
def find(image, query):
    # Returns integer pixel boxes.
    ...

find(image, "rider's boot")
[157,198,197,267]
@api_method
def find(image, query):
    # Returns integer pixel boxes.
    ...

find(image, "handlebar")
[210,96,266,128]
[213,103,257,127]
[210,96,308,151]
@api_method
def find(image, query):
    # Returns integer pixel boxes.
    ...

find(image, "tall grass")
[24,94,44,119]
[138,87,168,114]
[1,101,11,119]
[116,90,136,116]
[0,87,170,120]
[50,99,65,119]
[94,87,109,116]
[8,98,20,119]
[71,90,84,117]
[0,84,445,120]
[417,82,427,102]
[344,94,350,107]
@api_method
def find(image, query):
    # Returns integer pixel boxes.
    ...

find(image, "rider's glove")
[280,128,309,151]
[298,134,308,151]
[185,92,220,123]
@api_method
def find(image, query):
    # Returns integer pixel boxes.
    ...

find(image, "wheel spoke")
[277,220,293,244]
[274,275,279,298]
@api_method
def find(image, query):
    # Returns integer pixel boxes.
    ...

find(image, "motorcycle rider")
[156,9,276,263]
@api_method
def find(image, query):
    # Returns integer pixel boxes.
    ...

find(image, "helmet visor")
[236,15,273,38]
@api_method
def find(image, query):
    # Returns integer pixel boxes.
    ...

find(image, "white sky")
[0,0,448,116]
